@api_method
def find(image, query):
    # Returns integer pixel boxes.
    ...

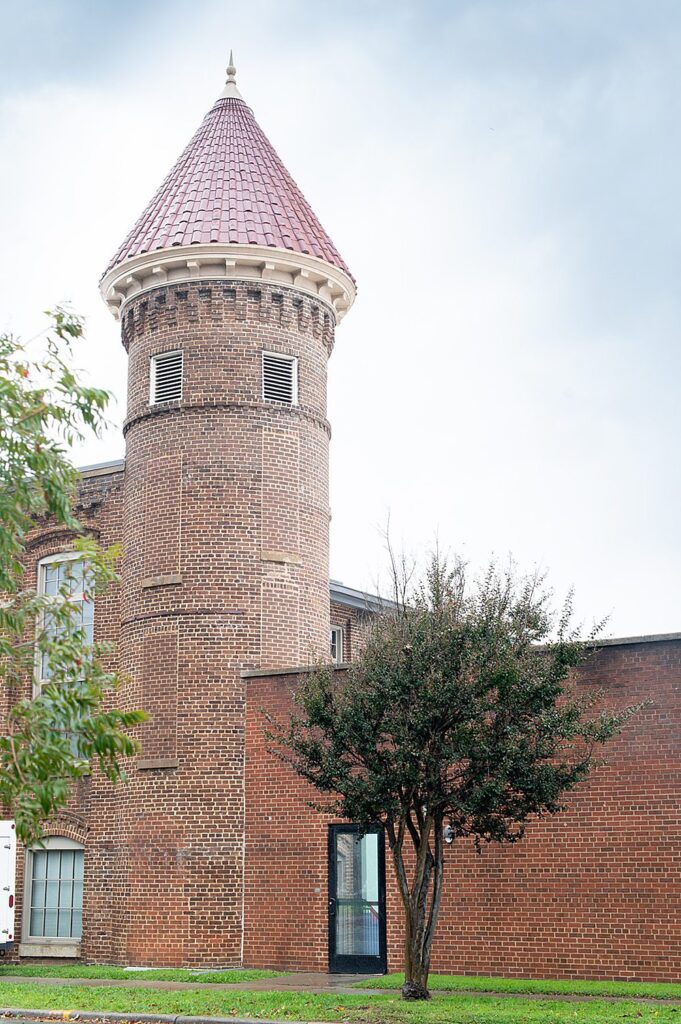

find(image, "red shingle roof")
[105,95,351,277]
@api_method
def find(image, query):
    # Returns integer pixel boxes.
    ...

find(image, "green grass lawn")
[0,965,282,983]
[0,982,678,1023]
[357,972,681,1001]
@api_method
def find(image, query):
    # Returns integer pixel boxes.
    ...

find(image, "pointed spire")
[220,50,243,100]
[102,60,353,281]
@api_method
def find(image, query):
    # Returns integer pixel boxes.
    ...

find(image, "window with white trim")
[36,554,93,691]
[24,837,84,942]
[150,350,183,404]
[262,351,297,405]
[330,626,344,665]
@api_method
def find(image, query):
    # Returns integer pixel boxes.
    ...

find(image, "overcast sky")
[1,0,679,637]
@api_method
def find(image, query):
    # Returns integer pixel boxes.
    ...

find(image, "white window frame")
[262,350,298,406]
[20,836,84,958]
[150,349,183,405]
[330,626,344,665]
[34,552,94,697]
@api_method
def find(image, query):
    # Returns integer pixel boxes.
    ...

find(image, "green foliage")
[1,965,677,1003]
[275,557,635,838]
[269,553,641,999]
[0,309,146,843]
[0,981,673,1023]
[0,964,284,983]
[357,973,681,1000]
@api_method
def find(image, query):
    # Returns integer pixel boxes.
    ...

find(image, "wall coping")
[589,631,681,648]
[330,579,395,612]
[243,632,681,681]
[78,459,126,478]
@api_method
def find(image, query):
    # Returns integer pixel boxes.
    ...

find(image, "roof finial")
[226,51,236,84]
[220,51,243,100]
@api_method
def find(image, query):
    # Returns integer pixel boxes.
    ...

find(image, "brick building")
[12,60,680,980]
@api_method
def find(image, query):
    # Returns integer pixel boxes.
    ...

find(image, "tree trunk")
[387,811,440,995]
[387,811,446,1001]
[402,911,432,1000]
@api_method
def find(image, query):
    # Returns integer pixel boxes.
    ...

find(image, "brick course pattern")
[12,430,681,978]
[329,601,372,663]
[13,278,339,967]
[114,280,336,966]
[9,278,680,978]
[13,467,124,963]
[243,639,681,982]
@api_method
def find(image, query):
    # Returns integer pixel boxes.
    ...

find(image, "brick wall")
[113,281,336,965]
[12,466,125,963]
[11,278,680,977]
[243,638,681,981]
[330,601,373,663]
[13,279,340,966]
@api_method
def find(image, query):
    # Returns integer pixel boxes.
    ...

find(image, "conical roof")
[104,68,351,278]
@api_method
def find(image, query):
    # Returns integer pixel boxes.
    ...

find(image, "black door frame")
[327,823,387,974]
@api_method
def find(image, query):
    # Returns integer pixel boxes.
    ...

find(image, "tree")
[269,552,640,999]
[0,309,145,843]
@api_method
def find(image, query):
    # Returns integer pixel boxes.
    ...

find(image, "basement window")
[150,350,183,404]
[330,626,344,664]
[262,351,297,405]
[22,837,84,948]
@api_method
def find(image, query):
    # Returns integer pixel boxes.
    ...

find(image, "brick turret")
[97,59,355,965]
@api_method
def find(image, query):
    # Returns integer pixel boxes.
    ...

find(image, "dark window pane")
[29,845,83,939]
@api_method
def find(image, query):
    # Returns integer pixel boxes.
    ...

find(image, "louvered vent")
[263,352,297,405]
[151,350,183,404]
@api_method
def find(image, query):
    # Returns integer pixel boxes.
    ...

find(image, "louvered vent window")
[150,350,183,404]
[263,351,297,406]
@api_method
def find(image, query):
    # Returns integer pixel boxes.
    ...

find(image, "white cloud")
[1,0,679,635]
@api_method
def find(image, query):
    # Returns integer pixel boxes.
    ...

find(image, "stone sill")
[261,550,302,565]
[137,757,179,771]
[141,573,182,589]
[19,941,80,958]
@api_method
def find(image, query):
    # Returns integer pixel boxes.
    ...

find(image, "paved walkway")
[0,974,376,995]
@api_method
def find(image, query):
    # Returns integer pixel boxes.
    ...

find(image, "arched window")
[21,837,84,955]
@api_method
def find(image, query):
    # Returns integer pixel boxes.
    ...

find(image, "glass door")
[328,824,387,973]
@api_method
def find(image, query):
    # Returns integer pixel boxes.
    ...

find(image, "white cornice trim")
[99,244,356,322]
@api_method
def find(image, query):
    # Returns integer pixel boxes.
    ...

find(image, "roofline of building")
[78,459,126,478]
[587,631,681,648]
[99,242,355,322]
[243,631,681,680]
[330,580,396,612]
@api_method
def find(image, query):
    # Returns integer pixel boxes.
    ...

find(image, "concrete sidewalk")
[0,973,379,996]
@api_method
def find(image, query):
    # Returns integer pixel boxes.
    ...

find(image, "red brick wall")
[111,282,336,966]
[330,601,372,662]
[243,639,681,981]
[11,279,680,978]
[13,279,340,967]
[12,466,125,963]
